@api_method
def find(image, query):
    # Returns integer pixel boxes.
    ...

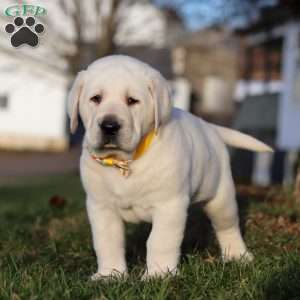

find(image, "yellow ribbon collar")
[90,129,156,177]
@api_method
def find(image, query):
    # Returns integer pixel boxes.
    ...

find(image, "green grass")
[1,174,300,300]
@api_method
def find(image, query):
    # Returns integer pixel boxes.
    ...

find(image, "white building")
[0,53,69,151]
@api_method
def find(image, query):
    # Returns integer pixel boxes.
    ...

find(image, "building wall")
[179,29,239,119]
[0,54,69,151]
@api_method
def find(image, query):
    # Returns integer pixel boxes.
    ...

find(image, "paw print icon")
[5,16,45,48]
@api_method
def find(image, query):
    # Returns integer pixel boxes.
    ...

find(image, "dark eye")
[90,94,102,104]
[127,97,139,106]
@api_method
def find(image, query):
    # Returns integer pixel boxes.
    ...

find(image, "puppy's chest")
[105,171,157,222]
[110,174,152,206]
[82,151,179,222]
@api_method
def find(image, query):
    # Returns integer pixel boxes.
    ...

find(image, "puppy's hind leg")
[203,176,253,262]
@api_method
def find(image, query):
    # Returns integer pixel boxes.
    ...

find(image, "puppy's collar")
[89,129,156,177]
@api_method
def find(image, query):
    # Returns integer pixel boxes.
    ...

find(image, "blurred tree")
[42,0,154,74]
[57,0,121,74]
[0,0,166,75]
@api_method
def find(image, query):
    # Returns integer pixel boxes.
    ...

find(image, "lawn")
[0,174,300,300]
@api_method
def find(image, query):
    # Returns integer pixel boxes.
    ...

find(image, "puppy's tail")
[211,125,273,152]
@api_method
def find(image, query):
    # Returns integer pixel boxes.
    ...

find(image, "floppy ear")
[67,71,86,134]
[149,71,173,133]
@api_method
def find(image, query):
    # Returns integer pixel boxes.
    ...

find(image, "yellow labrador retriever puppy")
[67,55,272,279]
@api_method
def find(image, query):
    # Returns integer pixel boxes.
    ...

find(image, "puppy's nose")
[100,118,121,135]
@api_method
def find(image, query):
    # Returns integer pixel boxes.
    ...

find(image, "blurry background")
[0,0,299,196]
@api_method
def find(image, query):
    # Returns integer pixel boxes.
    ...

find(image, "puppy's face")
[68,56,172,158]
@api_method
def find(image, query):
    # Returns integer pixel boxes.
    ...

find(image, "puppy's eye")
[127,97,139,106]
[90,95,102,104]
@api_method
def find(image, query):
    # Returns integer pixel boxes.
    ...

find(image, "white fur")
[68,55,271,279]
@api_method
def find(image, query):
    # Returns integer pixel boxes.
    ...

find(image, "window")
[0,95,8,110]
[239,38,283,81]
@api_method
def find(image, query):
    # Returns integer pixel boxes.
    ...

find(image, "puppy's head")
[67,55,172,158]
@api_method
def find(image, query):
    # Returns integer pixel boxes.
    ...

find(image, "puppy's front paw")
[91,272,105,281]
[240,251,254,262]
[90,269,127,281]
[222,250,254,263]
[142,267,177,280]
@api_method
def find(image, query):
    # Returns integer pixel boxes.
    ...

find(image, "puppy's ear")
[149,71,173,133]
[67,71,86,134]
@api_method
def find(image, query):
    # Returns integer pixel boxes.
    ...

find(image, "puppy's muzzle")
[99,116,121,136]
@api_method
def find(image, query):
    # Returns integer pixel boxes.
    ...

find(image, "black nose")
[100,117,121,135]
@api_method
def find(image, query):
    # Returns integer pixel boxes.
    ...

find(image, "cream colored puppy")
[67,55,272,279]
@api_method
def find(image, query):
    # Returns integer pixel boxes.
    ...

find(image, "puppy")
[67,55,272,279]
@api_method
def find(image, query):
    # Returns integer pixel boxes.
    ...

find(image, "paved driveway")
[0,146,81,183]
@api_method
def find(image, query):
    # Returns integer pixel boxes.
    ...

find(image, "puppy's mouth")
[96,137,122,151]
[102,136,118,147]
[93,140,132,160]
[103,143,118,149]
[90,132,135,154]
[89,134,138,160]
